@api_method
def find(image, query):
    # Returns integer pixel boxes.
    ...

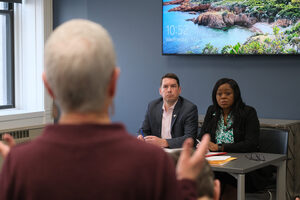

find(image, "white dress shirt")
[161,101,177,139]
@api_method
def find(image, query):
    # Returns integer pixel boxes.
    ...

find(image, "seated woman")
[198,78,259,153]
[198,78,262,200]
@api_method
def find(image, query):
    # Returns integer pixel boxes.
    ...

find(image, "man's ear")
[42,72,55,99]
[213,179,221,200]
[108,67,120,98]
[159,87,162,97]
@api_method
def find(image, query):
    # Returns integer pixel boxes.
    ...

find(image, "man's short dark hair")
[160,73,180,87]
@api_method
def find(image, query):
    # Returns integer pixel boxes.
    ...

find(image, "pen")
[140,129,145,137]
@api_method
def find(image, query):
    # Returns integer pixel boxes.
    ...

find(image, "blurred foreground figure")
[0,19,209,200]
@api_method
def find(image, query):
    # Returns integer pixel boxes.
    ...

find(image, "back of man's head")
[44,19,116,114]
[196,159,215,199]
[169,152,220,200]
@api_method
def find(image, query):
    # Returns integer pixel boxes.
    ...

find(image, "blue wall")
[53,0,300,134]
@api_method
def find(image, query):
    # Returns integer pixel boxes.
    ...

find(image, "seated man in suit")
[138,73,198,148]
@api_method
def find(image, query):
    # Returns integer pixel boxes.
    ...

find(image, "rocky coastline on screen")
[165,0,297,30]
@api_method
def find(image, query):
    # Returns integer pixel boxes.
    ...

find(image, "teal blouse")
[215,113,234,144]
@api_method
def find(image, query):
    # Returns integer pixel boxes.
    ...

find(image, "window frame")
[0,2,15,109]
[0,0,53,130]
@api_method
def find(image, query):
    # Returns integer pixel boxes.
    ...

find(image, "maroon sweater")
[0,124,197,200]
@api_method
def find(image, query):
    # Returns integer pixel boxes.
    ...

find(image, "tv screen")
[162,0,300,55]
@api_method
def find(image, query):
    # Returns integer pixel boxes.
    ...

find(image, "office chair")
[259,127,288,155]
[246,127,289,200]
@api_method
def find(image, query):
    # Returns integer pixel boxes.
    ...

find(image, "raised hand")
[176,134,210,180]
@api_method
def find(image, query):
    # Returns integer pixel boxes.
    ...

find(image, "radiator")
[0,125,44,168]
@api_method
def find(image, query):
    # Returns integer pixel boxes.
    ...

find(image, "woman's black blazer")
[198,105,260,152]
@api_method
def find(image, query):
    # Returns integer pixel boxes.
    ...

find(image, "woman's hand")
[208,142,218,152]
[196,133,218,152]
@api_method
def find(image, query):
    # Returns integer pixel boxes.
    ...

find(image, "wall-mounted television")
[162,0,300,55]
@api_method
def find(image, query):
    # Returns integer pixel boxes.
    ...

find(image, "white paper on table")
[206,156,231,161]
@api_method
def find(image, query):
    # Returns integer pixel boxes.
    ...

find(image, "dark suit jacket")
[198,105,260,152]
[140,96,198,148]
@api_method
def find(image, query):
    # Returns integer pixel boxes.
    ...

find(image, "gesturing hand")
[0,134,15,159]
[176,134,210,180]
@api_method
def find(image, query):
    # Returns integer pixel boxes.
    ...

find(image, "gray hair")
[44,19,116,113]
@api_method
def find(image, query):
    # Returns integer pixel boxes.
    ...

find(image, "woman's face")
[216,83,234,111]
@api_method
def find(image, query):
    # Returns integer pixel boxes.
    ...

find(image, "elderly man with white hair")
[0,19,210,200]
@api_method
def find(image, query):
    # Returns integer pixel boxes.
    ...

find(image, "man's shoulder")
[6,138,42,165]
[7,128,169,165]
[10,133,44,152]
[179,96,197,108]
[147,97,163,109]
[148,97,163,105]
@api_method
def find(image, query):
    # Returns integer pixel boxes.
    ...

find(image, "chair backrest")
[259,128,288,155]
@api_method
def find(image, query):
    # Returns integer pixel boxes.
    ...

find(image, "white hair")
[44,19,116,113]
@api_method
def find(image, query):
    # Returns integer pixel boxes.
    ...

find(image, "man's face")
[159,78,181,104]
